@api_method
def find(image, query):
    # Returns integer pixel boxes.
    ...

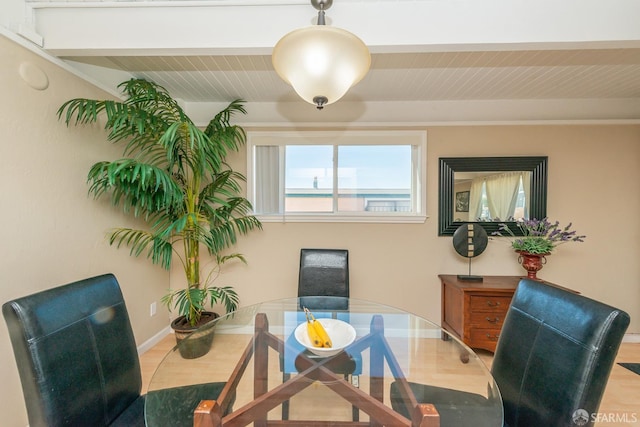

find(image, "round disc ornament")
[452,224,488,281]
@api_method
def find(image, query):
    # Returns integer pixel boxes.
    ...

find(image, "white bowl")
[294,318,356,357]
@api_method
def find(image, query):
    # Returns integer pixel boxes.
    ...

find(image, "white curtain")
[254,145,281,214]
[521,172,531,218]
[485,172,521,221]
[469,178,485,220]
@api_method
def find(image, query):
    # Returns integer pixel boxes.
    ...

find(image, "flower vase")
[516,251,549,280]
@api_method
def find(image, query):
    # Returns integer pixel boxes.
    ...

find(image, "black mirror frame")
[438,156,548,236]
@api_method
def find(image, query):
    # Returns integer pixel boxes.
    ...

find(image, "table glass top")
[145,297,503,426]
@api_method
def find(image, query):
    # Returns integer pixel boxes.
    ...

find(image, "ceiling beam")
[185,98,640,127]
[29,0,640,56]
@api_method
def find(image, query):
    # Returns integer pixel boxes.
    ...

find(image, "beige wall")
[2,33,640,427]
[210,125,640,335]
[1,35,170,426]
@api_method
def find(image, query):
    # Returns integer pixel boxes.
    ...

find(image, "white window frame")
[247,130,427,224]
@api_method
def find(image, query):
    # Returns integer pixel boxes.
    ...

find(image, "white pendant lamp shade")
[272,25,370,109]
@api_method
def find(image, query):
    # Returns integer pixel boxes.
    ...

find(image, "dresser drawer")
[468,295,512,313]
[440,275,520,354]
[468,311,506,328]
[467,328,502,352]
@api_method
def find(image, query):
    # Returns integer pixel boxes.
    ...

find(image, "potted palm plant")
[58,79,262,357]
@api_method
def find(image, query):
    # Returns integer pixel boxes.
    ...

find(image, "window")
[247,131,427,223]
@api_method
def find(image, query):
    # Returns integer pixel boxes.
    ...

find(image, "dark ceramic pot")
[170,311,219,359]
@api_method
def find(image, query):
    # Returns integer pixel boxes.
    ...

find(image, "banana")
[304,308,323,347]
[313,319,333,348]
[303,307,332,348]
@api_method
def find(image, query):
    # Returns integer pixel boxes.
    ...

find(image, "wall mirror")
[438,156,548,236]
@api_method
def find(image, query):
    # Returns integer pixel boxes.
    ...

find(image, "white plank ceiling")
[7,0,640,125]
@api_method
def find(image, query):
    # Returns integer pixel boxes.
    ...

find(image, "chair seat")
[145,382,231,427]
[390,381,502,427]
[110,396,146,427]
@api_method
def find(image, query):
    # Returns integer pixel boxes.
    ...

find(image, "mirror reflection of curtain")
[521,172,531,218]
[485,172,521,220]
[469,179,484,220]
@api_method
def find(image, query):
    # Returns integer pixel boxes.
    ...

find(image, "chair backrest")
[492,279,629,427]
[2,274,142,427]
[298,248,349,310]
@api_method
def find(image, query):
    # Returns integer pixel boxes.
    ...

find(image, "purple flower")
[492,217,586,253]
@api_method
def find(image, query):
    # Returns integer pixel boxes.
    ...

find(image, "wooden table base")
[193,313,440,427]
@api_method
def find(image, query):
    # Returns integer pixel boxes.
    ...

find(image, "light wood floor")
[140,337,640,426]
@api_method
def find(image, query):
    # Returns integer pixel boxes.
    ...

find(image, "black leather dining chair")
[390,278,630,427]
[297,248,350,310]
[3,273,228,427]
[281,248,361,420]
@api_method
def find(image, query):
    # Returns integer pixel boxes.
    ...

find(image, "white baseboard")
[137,326,172,355]
[622,333,640,343]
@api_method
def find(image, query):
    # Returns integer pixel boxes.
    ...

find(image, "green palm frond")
[205,213,262,254]
[150,212,203,245]
[57,97,109,125]
[203,100,247,162]
[159,121,216,175]
[162,288,206,320]
[108,228,174,270]
[198,170,245,210]
[211,197,256,223]
[87,159,183,218]
[207,285,240,314]
[204,99,247,142]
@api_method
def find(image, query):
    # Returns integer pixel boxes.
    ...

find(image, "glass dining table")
[145,297,503,427]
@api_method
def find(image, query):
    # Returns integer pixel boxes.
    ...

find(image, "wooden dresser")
[439,275,521,353]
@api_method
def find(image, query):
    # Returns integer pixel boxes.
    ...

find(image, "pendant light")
[272,0,371,110]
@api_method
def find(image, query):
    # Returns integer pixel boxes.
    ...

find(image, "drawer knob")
[486,300,501,307]
[485,316,500,324]
[486,334,500,341]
